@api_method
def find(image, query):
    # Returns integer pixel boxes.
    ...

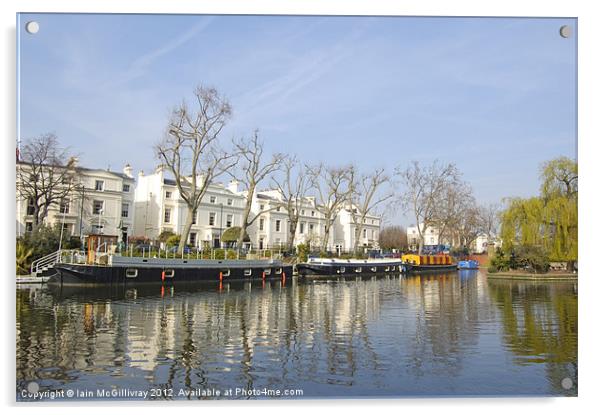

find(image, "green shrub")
[297,243,309,262]
[487,265,497,274]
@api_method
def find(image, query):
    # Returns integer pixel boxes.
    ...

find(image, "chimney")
[138,170,144,177]
[123,164,133,178]
[228,180,239,193]
[155,164,164,174]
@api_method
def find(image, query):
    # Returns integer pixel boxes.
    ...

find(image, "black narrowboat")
[49,256,292,286]
[296,258,409,276]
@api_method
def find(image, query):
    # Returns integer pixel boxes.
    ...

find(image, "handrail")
[30,249,61,275]
[30,249,86,275]
[96,242,108,254]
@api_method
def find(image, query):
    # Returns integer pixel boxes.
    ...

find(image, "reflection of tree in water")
[402,273,483,380]
[488,280,577,395]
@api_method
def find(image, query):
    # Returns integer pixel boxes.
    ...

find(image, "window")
[164,208,171,223]
[209,212,216,226]
[95,180,104,191]
[189,232,197,246]
[276,206,281,212]
[260,204,265,211]
[311,210,315,217]
[26,198,35,215]
[275,220,281,232]
[363,229,367,238]
[93,200,104,215]
[244,269,252,276]
[59,198,70,214]
[165,191,172,199]
[227,198,233,206]
[164,269,175,278]
[301,210,305,215]
[372,219,375,225]
[121,203,129,218]
[371,229,375,239]
[25,222,33,233]
[309,223,314,233]
[300,222,305,234]
[192,209,197,225]
[259,218,264,231]
[126,268,138,278]
[122,183,130,192]
[226,214,233,228]
[210,195,217,204]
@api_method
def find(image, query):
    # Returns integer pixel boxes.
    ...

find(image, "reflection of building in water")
[402,274,483,378]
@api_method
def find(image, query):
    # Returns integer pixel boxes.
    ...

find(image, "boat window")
[276,268,282,274]
[340,267,345,273]
[264,268,272,275]
[355,267,362,273]
[221,269,230,277]
[164,269,174,278]
[126,268,138,278]
[385,266,390,272]
[244,269,252,276]
[371,267,377,272]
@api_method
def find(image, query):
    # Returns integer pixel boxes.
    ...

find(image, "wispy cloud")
[102,16,215,89]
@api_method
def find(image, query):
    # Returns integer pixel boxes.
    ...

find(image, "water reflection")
[16,272,577,400]
[487,278,578,395]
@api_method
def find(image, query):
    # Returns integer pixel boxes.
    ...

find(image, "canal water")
[16,271,577,400]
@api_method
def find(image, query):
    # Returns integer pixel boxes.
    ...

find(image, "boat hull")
[50,262,293,286]
[296,260,408,276]
[408,264,458,273]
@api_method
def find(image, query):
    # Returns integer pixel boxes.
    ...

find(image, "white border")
[2,1,601,414]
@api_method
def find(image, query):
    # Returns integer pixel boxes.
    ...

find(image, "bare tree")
[433,181,474,246]
[232,130,284,250]
[16,133,77,233]
[477,202,501,241]
[378,225,408,251]
[348,167,393,254]
[396,160,461,254]
[156,85,237,253]
[309,163,353,253]
[454,203,482,251]
[272,156,312,252]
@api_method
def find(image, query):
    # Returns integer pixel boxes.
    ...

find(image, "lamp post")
[219,202,224,248]
[77,184,85,248]
[98,208,103,235]
[58,201,68,251]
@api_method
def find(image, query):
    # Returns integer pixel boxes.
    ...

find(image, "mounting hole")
[561,377,573,390]
[25,21,39,34]
[559,25,571,38]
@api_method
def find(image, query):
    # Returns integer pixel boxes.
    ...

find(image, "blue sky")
[17,14,576,225]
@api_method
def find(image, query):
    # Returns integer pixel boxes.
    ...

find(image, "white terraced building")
[133,166,246,248]
[238,188,381,253]
[240,188,327,250]
[131,167,382,252]
[16,159,136,243]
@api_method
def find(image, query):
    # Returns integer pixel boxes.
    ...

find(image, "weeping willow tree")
[500,157,577,270]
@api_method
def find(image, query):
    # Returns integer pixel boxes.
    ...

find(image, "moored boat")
[401,253,457,273]
[296,258,408,276]
[49,256,292,286]
[457,259,479,270]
